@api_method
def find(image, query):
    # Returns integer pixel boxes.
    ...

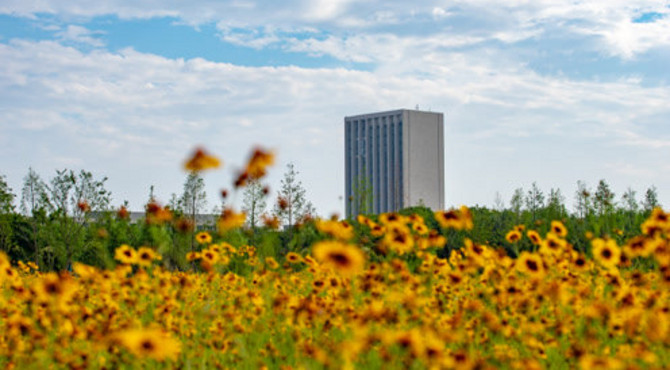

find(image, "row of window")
[345,115,404,217]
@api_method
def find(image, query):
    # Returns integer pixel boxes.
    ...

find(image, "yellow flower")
[434,206,473,230]
[315,219,354,240]
[285,252,302,264]
[201,248,220,266]
[246,147,275,179]
[622,236,656,259]
[540,233,567,256]
[526,230,542,245]
[383,224,414,255]
[136,247,159,267]
[265,257,280,269]
[591,238,621,270]
[116,328,181,361]
[114,245,138,265]
[184,147,221,172]
[505,230,522,243]
[312,241,365,276]
[186,252,201,261]
[516,252,546,279]
[217,208,246,233]
[195,231,212,245]
[379,212,406,226]
[550,221,567,238]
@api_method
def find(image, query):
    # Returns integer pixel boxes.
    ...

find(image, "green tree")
[510,187,524,221]
[178,172,207,255]
[525,182,544,221]
[0,175,15,214]
[242,179,267,230]
[273,163,315,227]
[594,179,615,217]
[546,188,567,220]
[621,187,638,213]
[0,175,16,254]
[20,168,50,266]
[574,181,592,219]
[45,169,112,270]
[349,165,373,218]
[642,186,660,212]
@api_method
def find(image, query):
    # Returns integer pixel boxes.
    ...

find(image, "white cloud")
[1,39,670,212]
[3,0,670,59]
[55,25,105,47]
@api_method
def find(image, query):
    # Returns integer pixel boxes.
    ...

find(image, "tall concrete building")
[345,109,444,218]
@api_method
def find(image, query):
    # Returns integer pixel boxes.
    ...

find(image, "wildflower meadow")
[0,148,669,369]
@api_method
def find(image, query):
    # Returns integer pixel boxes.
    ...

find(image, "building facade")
[345,109,444,218]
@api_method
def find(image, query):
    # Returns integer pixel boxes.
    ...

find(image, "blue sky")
[1,1,670,216]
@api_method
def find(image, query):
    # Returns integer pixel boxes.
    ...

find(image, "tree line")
[0,163,317,271]
[0,168,662,271]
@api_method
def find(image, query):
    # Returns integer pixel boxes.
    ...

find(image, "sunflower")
[312,241,365,276]
[136,247,158,267]
[195,231,212,245]
[114,245,138,265]
[505,230,522,243]
[315,219,354,240]
[379,212,406,226]
[116,328,181,361]
[434,206,473,230]
[186,252,201,262]
[383,224,414,255]
[184,147,221,172]
[286,252,302,264]
[265,257,280,269]
[526,230,542,245]
[370,224,386,237]
[201,249,220,266]
[244,147,275,180]
[623,236,656,259]
[516,252,546,279]
[591,238,621,270]
[434,209,461,229]
[427,230,447,248]
[571,254,590,272]
[550,221,568,238]
[412,222,429,235]
[539,233,567,256]
[217,208,246,233]
[34,272,77,303]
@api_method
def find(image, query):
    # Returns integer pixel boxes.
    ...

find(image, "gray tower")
[345,109,444,218]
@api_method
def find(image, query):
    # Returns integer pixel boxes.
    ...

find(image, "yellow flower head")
[116,328,181,361]
[217,208,246,233]
[312,240,365,276]
[136,247,159,267]
[550,221,568,238]
[195,231,212,245]
[184,147,221,172]
[516,252,546,279]
[591,238,621,270]
[505,230,522,243]
[115,245,138,265]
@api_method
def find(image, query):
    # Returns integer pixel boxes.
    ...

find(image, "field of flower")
[1,205,670,369]
[1,148,669,369]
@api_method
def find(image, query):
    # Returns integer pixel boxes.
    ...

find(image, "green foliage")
[0,168,666,273]
[273,162,316,227]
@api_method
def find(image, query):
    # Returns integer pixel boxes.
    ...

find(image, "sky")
[1,1,669,216]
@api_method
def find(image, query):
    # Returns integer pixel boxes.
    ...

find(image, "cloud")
[55,25,105,47]
[1,38,669,212]
[3,1,670,60]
